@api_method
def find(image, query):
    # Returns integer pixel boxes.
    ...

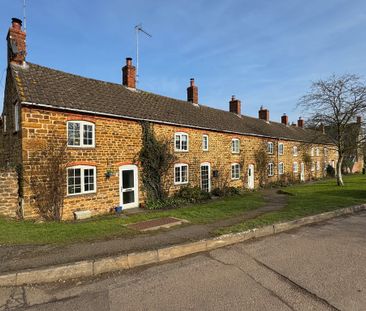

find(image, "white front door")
[248,164,255,189]
[200,163,211,192]
[119,165,139,209]
[300,162,305,181]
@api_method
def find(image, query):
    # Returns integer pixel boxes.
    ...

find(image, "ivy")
[137,122,176,201]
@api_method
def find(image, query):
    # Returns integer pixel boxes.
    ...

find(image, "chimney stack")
[281,113,288,125]
[319,123,325,134]
[357,116,362,124]
[229,95,241,115]
[7,18,26,65]
[258,106,269,122]
[122,57,136,89]
[297,117,304,128]
[187,78,198,104]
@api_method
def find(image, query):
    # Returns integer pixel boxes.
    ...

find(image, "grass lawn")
[216,174,366,235]
[0,192,263,245]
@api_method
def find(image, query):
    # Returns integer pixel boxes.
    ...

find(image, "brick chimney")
[281,113,288,125]
[187,78,198,104]
[229,95,241,115]
[319,123,325,134]
[7,18,26,65]
[357,116,362,124]
[122,57,136,89]
[258,106,269,122]
[297,117,304,128]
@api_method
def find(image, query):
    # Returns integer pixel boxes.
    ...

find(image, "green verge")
[216,174,366,235]
[0,192,263,245]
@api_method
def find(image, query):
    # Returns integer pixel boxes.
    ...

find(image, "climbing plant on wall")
[137,122,176,201]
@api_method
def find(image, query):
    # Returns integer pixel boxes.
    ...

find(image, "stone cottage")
[0,18,341,219]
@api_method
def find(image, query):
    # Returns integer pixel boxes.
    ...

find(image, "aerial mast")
[134,23,151,87]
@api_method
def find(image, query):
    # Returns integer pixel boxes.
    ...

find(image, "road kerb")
[0,204,365,286]
[16,261,94,286]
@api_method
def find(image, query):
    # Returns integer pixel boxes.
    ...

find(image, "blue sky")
[1,0,366,123]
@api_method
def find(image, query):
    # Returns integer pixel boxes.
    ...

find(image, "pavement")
[0,189,287,273]
[1,211,365,310]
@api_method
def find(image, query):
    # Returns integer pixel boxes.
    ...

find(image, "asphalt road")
[1,212,365,311]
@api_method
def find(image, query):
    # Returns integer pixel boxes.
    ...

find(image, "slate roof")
[10,62,332,144]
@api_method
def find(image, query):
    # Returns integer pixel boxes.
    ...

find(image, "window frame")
[278,162,284,175]
[267,142,274,154]
[231,138,240,154]
[202,135,209,151]
[315,147,319,157]
[316,161,320,171]
[324,147,328,157]
[268,162,274,177]
[174,163,189,185]
[311,147,314,157]
[67,121,96,148]
[278,143,284,156]
[231,163,240,180]
[293,146,298,156]
[174,132,189,152]
[67,165,97,196]
[293,162,298,173]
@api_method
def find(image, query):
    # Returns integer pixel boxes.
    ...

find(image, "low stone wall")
[0,169,19,218]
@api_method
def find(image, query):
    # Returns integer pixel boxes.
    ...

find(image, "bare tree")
[299,74,366,186]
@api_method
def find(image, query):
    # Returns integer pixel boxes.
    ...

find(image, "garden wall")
[0,169,19,218]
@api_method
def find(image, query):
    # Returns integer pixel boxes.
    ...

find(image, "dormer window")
[67,121,95,147]
[231,139,240,153]
[175,132,189,152]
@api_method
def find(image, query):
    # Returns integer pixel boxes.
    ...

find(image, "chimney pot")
[297,117,304,128]
[281,113,288,125]
[258,106,270,122]
[122,57,136,88]
[187,78,198,104]
[11,18,22,30]
[229,96,241,115]
[357,116,362,123]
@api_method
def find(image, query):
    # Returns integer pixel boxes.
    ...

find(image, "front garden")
[0,174,365,245]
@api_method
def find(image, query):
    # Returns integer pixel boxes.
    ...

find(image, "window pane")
[175,135,181,150]
[68,123,80,146]
[84,168,95,192]
[175,167,181,183]
[181,166,188,182]
[123,191,135,204]
[83,124,94,146]
[68,168,81,194]
[181,135,188,150]
[122,170,134,189]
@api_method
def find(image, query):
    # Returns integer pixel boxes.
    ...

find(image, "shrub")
[212,186,240,197]
[176,186,211,203]
[145,197,188,210]
[326,164,335,177]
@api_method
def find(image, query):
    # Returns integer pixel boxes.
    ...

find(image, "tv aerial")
[135,23,152,87]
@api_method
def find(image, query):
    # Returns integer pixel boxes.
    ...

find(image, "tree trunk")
[336,156,344,186]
